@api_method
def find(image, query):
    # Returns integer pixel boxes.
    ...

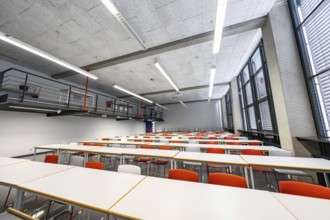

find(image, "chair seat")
[207,163,229,168]
[275,168,309,176]
[152,159,169,165]
[247,165,273,172]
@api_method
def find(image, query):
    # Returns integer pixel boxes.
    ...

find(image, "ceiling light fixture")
[101,0,146,50]
[156,103,170,110]
[213,0,228,54]
[113,84,153,103]
[179,101,188,108]
[209,65,216,98]
[9,106,56,112]
[154,61,179,92]
[0,31,98,80]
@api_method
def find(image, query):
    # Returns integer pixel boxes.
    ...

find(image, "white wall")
[0,110,144,157]
[157,100,222,131]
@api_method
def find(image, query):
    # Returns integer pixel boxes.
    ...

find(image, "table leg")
[174,160,177,169]
[33,148,37,161]
[250,166,255,189]
[14,189,24,210]
[122,155,126,164]
[244,167,250,189]
[84,152,88,166]
[324,172,329,187]
[58,150,62,164]
[170,159,173,169]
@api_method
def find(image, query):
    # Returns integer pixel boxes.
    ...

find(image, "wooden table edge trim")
[270,193,299,220]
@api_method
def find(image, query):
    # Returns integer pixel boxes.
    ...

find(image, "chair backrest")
[248,142,262,146]
[241,149,264,156]
[168,169,199,182]
[224,136,233,140]
[194,136,203,140]
[159,146,172,150]
[209,137,217,140]
[134,140,142,142]
[140,145,153,149]
[92,143,105,146]
[269,150,293,157]
[279,181,330,200]
[68,155,84,167]
[85,162,104,170]
[171,140,182,143]
[102,138,111,141]
[207,148,225,154]
[144,139,153,142]
[83,142,91,146]
[118,165,141,175]
[205,141,218,145]
[44,155,58,164]
[208,173,247,188]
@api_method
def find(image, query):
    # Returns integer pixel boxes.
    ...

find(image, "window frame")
[225,89,234,131]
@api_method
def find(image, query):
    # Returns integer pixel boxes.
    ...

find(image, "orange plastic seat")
[168,169,199,182]
[248,142,262,146]
[85,162,104,170]
[279,181,330,200]
[44,155,58,164]
[208,173,247,188]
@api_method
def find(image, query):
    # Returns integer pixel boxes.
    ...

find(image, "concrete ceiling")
[0,0,275,105]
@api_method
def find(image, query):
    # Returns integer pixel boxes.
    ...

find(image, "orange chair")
[135,145,153,175]
[224,137,233,140]
[208,173,247,188]
[279,181,330,199]
[248,142,262,146]
[242,149,276,188]
[85,162,104,170]
[134,140,142,142]
[44,155,59,164]
[171,140,183,144]
[205,141,218,145]
[194,136,203,140]
[168,169,199,182]
[83,142,92,146]
[102,138,111,141]
[209,137,218,140]
[92,143,105,146]
[152,146,172,177]
[206,148,229,174]
[144,139,153,142]
[227,142,243,145]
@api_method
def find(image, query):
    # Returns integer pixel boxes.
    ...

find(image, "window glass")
[255,70,267,100]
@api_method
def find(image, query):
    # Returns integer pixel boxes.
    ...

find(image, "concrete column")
[261,1,317,156]
[221,97,228,129]
[230,77,243,134]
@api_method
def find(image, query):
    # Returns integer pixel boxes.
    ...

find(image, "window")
[237,42,277,132]
[225,90,234,131]
[289,0,330,137]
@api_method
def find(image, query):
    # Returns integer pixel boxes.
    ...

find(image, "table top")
[109,177,296,220]
[0,161,73,187]
[19,167,146,213]
[0,157,29,167]
[121,148,180,158]
[174,151,248,165]
[241,155,330,171]
[272,193,330,220]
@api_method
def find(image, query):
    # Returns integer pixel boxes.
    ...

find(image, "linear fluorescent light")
[0,31,98,80]
[9,106,56,112]
[179,101,188,108]
[101,0,146,50]
[213,0,228,54]
[113,85,153,103]
[156,103,170,110]
[154,61,179,92]
[209,65,216,98]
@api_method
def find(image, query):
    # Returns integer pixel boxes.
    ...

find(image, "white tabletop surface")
[0,161,73,187]
[110,177,295,220]
[19,167,145,213]
[174,151,247,165]
[0,157,29,167]
[121,148,180,158]
[272,192,330,220]
[241,155,330,171]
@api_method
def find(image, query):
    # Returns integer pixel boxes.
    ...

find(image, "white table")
[109,176,296,220]
[18,167,145,219]
[272,192,330,220]
[241,155,330,188]
[0,157,28,167]
[0,161,74,209]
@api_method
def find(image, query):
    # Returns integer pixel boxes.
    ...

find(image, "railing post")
[21,74,28,102]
